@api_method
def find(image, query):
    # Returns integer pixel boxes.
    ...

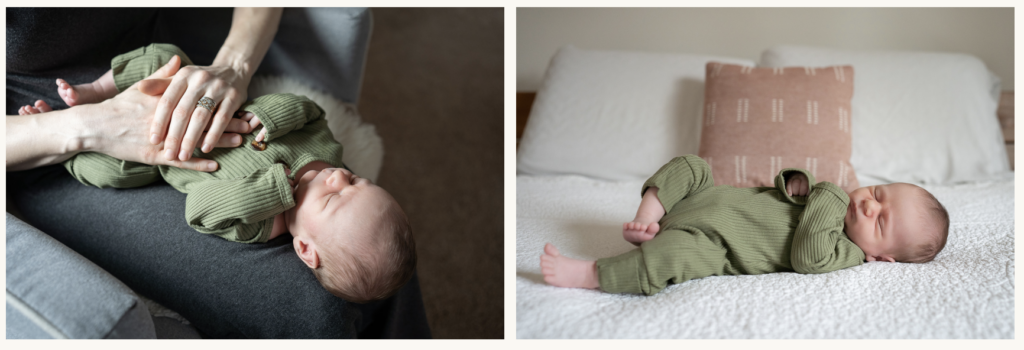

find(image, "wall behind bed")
[516,8,1014,91]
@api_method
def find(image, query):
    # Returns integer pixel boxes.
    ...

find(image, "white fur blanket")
[516,175,1014,338]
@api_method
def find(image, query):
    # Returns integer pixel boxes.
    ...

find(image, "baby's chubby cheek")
[299,169,320,183]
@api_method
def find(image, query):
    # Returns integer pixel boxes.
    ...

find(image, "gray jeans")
[8,165,429,338]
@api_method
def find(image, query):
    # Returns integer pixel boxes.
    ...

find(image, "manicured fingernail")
[202,143,211,153]
[150,133,160,144]
[233,135,241,144]
[164,149,175,160]
[208,162,217,171]
[179,151,188,161]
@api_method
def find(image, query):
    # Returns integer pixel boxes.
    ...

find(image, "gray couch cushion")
[6,213,156,339]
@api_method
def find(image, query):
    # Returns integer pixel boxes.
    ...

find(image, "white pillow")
[517,46,756,181]
[759,46,1010,185]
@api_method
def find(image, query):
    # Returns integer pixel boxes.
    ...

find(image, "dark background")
[357,8,503,339]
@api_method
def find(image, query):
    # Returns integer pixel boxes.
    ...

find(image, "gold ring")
[197,96,216,112]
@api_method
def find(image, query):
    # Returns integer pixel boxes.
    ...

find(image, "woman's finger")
[153,70,192,149]
[204,132,244,148]
[163,77,210,160]
[178,103,215,161]
[146,56,183,143]
[147,55,181,80]
[200,94,241,153]
[138,78,174,96]
[178,86,225,160]
[208,118,252,134]
[163,156,219,173]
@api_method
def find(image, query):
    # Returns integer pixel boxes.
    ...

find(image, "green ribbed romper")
[63,43,344,244]
[597,155,865,295]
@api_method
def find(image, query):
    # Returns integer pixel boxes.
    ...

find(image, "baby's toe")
[34,100,52,112]
[543,243,560,257]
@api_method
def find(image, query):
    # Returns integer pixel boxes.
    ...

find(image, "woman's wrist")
[212,48,257,82]
[212,8,283,82]
[6,107,89,171]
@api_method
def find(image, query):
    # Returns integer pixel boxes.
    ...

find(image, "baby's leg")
[539,243,599,289]
[623,187,665,245]
[17,100,53,115]
[57,69,118,106]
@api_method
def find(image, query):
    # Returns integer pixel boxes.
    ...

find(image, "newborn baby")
[21,43,417,303]
[541,155,948,295]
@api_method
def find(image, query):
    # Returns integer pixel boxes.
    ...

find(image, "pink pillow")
[698,62,859,192]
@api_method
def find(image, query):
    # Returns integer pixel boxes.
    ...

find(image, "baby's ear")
[865,255,896,263]
[293,236,320,269]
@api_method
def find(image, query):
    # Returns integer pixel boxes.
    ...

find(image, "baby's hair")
[314,197,417,303]
[898,185,949,263]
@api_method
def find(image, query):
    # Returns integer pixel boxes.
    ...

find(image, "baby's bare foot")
[57,78,107,106]
[623,221,659,246]
[540,243,599,289]
[18,100,53,115]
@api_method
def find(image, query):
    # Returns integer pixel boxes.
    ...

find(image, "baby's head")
[288,167,416,303]
[844,183,948,263]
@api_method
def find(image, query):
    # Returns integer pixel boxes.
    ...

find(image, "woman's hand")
[149,63,252,162]
[147,8,283,162]
[86,58,246,171]
[5,55,244,172]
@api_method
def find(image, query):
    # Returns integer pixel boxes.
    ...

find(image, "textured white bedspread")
[516,175,1014,338]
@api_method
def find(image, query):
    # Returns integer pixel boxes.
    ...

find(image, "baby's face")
[291,167,395,241]
[843,183,929,262]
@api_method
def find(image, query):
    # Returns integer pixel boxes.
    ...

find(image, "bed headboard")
[516,91,1015,170]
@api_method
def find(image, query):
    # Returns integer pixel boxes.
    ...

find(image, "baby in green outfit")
[19,44,417,303]
[541,155,949,295]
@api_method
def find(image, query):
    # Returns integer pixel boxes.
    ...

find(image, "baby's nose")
[863,199,880,217]
[327,171,348,187]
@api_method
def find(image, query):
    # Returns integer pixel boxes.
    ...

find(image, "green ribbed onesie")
[597,155,865,295]
[62,43,344,244]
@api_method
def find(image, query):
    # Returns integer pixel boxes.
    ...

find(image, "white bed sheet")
[516,175,1014,338]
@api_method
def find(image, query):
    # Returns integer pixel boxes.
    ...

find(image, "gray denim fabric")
[8,167,357,338]
[6,212,157,339]
[8,167,430,338]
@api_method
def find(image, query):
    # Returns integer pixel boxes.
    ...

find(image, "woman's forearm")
[6,108,89,171]
[212,7,283,82]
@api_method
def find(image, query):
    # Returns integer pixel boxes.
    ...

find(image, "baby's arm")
[791,182,866,273]
[236,93,326,143]
[623,187,665,245]
[184,163,295,243]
